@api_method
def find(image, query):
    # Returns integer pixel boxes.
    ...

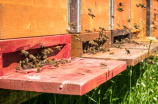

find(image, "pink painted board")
[0,58,126,95]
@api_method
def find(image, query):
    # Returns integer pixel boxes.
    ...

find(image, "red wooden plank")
[0,34,71,76]
[0,58,126,95]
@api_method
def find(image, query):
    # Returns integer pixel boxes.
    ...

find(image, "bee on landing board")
[125,48,130,54]
[100,63,107,66]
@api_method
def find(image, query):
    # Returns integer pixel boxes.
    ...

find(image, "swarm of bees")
[16,45,71,73]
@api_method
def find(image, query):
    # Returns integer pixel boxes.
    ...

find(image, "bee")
[117,23,121,27]
[54,63,59,67]
[134,23,139,29]
[136,4,139,7]
[29,54,36,60]
[139,3,146,8]
[65,60,71,63]
[37,68,42,72]
[16,61,22,70]
[116,28,120,31]
[88,13,95,19]
[153,26,157,29]
[118,3,124,6]
[100,63,107,66]
[75,37,81,41]
[59,58,66,64]
[85,29,91,33]
[125,48,130,54]
[66,29,72,34]
[88,8,91,12]
[117,7,123,12]
[154,9,156,11]
[103,34,109,39]
[111,15,114,18]
[47,48,53,53]
[55,46,62,51]
[109,52,114,55]
[69,22,76,29]
[146,59,155,65]
[151,21,155,25]
[40,44,45,49]
[25,58,29,65]
[42,54,47,60]
[99,27,106,31]
[22,64,27,69]
[128,19,130,22]
[122,25,128,29]
[21,50,29,56]
[91,14,95,19]
[28,63,35,68]
[115,40,120,44]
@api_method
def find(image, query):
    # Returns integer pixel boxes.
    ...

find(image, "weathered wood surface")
[0,89,41,104]
[0,34,71,76]
[82,48,154,66]
[0,0,68,39]
[113,0,130,30]
[0,58,126,95]
[71,31,111,57]
[81,0,110,32]
[118,42,158,51]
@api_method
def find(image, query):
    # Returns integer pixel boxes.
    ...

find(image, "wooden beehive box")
[0,0,68,39]
[0,34,127,95]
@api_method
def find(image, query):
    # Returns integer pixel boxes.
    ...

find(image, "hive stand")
[0,34,127,95]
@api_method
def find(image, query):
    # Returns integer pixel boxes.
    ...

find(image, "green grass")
[23,41,158,104]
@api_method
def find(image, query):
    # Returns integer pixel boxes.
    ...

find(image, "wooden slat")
[71,31,111,57]
[82,47,155,66]
[0,58,126,95]
[0,34,71,76]
[0,0,68,39]
[81,0,110,32]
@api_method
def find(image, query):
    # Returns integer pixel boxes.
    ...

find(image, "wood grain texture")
[71,31,111,57]
[0,34,71,76]
[0,58,126,95]
[0,0,68,39]
[113,0,130,30]
[82,47,156,66]
[81,0,110,32]
[0,89,41,104]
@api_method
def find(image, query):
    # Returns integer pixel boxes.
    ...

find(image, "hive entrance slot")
[2,44,66,75]
[113,34,130,44]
